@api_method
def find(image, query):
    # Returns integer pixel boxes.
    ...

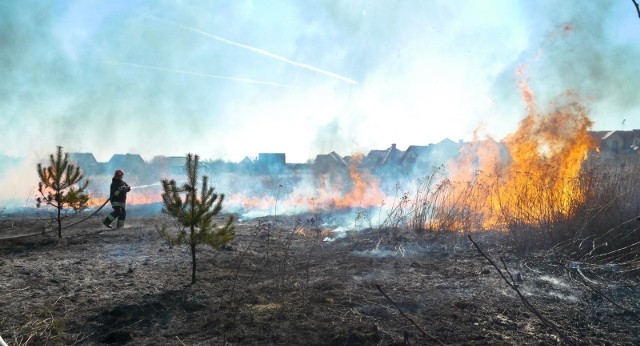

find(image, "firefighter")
[102,169,131,229]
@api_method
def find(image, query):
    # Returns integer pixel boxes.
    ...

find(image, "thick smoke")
[1,1,639,206]
[491,1,640,130]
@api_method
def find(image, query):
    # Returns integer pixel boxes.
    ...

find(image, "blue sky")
[1,0,639,164]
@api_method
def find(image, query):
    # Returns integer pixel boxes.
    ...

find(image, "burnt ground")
[0,213,639,345]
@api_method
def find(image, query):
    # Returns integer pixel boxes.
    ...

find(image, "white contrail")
[103,61,299,88]
[144,14,359,85]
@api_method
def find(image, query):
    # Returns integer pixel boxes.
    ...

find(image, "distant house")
[70,152,98,166]
[361,150,383,166]
[69,152,100,175]
[257,153,286,165]
[399,139,464,175]
[313,151,348,174]
[106,153,146,176]
[382,144,404,166]
[239,156,255,166]
[598,130,640,157]
[287,162,312,175]
[428,138,464,166]
[256,153,286,174]
[400,145,432,172]
[230,156,253,172]
[362,144,402,168]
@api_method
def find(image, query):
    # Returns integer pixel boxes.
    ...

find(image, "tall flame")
[447,71,596,231]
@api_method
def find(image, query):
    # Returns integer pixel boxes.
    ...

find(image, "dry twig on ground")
[375,284,446,346]
[468,235,577,346]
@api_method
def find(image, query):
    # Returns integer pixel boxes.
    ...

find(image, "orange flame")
[86,188,163,208]
[223,154,387,214]
[126,190,163,205]
[333,154,385,208]
[447,74,596,231]
[86,196,109,208]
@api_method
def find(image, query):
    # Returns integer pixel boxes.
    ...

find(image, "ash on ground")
[1,214,639,345]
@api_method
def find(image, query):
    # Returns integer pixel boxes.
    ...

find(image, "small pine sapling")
[159,153,235,284]
[36,145,90,238]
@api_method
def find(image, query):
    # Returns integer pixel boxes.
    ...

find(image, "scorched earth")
[0,212,639,345]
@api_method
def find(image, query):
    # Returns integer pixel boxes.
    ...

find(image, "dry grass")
[1,294,78,346]
[371,155,640,266]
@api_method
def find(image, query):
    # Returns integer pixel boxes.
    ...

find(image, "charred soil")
[1,214,639,345]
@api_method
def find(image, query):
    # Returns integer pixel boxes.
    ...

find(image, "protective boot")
[102,217,113,229]
[116,220,125,229]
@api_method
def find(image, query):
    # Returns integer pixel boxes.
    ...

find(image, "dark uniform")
[103,170,131,228]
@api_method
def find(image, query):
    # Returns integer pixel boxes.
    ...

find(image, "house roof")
[382,144,404,165]
[239,156,254,165]
[600,129,640,147]
[108,153,145,165]
[69,152,98,165]
[328,152,347,166]
[314,151,348,167]
[402,145,431,158]
[602,130,617,141]
[362,149,387,166]
[332,152,349,166]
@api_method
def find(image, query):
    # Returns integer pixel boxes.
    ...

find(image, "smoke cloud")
[1,1,639,205]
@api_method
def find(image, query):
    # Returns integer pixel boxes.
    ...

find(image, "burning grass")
[388,101,640,266]
[317,90,639,266]
[58,84,638,268]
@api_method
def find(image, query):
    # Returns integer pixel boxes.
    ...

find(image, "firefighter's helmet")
[114,169,125,177]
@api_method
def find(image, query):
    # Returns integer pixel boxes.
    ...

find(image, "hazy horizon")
[3,1,640,202]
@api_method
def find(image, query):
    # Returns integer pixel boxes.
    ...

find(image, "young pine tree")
[36,145,90,238]
[159,153,235,284]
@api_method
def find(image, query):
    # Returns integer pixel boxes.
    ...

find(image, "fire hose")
[62,183,140,229]
[0,183,149,241]
[0,181,157,241]
[61,197,111,229]
[0,198,112,241]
